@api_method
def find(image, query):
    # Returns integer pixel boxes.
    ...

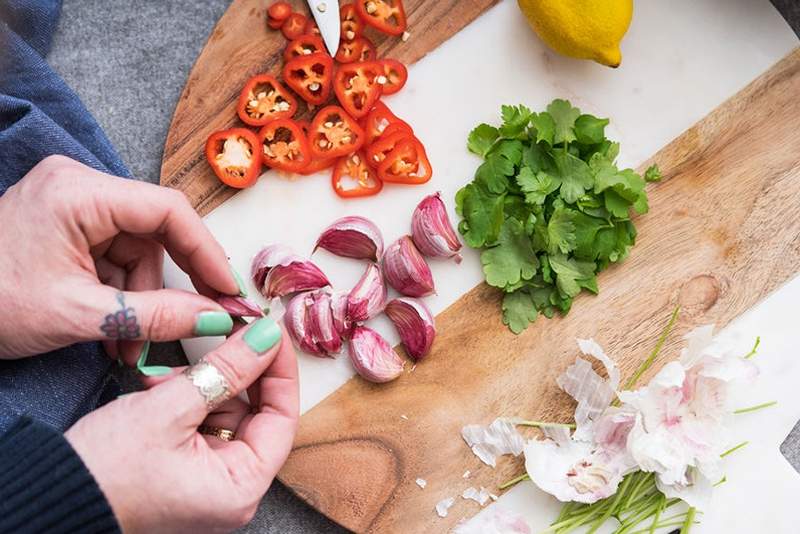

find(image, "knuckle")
[145,302,182,340]
[204,350,249,392]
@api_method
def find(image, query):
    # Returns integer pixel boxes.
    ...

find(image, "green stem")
[720,441,749,457]
[744,336,760,359]
[630,519,694,534]
[647,494,665,534]
[586,476,630,534]
[733,400,777,414]
[622,472,655,512]
[623,306,680,391]
[681,507,697,534]
[516,420,576,429]
[714,476,727,487]
[499,472,529,490]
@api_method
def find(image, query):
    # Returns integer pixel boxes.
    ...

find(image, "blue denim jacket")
[0,0,130,431]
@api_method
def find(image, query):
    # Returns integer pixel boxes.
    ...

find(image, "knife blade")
[306,0,340,57]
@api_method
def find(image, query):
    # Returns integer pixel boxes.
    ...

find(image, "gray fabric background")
[47,1,799,532]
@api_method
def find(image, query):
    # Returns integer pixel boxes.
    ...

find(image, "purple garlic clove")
[314,216,384,261]
[346,262,387,323]
[348,326,405,383]
[216,296,265,318]
[251,244,330,299]
[385,297,436,361]
[382,236,435,297]
[411,192,462,263]
[330,290,353,340]
[284,291,325,357]
[308,291,342,356]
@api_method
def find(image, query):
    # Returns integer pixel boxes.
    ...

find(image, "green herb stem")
[720,441,749,457]
[499,472,529,490]
[682,507,697,534]
[744,336,760,359]
[515,420,576,429]
[622,306,680,391]
[733,400,777,414]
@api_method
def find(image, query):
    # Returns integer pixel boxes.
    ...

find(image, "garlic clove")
[348,326,404,383]
[411,192,463,263]
[251,244,330,299]
[314,216,385,261]
[346,262,387,323]
[385,297,436,360]
[216,295,265,317]
[330,290,353,340]
[308,291,342,355]
[285,291,326,357]
[382,236,435,297]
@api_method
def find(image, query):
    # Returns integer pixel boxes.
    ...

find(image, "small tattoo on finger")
[100,292,141,339]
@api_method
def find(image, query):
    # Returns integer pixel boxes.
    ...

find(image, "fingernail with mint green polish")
[244,317,282,354]
[195,311,233,336]
[135,341,173,377]
[230,264,248,297]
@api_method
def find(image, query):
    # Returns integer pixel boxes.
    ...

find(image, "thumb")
[144,316,285,429]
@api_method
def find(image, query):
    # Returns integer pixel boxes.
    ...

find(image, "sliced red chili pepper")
[332,152,383,198]
[284,34,326,62]
[355,0,407,36]
[334,61,383,119]
[365,130,412,168]
[308,105,366,159]
[378,138,432,184]
[361,101,412,144]
[340,4,364,42]
[283,52,334,106]
[304,19,321,36]
[237,74,297,127]
[206,129,262,189]
[334,36,375,63]
[281,13,307,40]
[257,119,312,173]
[295,120,338,175]
[378,59,407,95]
[267,1,292,29]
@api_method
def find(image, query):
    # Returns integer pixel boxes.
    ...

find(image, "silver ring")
[184,359,231,410]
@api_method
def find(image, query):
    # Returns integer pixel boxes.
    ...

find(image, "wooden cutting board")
[159,0,498,215]
[278,49,800,532]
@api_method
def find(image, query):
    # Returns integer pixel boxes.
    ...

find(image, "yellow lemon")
[517,0,633,67]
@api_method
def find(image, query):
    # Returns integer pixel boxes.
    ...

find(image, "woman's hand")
[0,155,242,362]
[66,317,298,533]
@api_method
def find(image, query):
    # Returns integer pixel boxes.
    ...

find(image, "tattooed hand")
[0,155,241,361]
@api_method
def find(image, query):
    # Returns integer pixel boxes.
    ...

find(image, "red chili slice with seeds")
[257,119,312,173]
[365,130,413,168]
[332,151,383,198]
[308,105,366,159]
[237,74,297,126]
[361,101,412,145]
[355,0,407,36]
[378,59,408,95]
[340,4,364,42]
[334,61,383,119]
[281,13,308,40]
[267,1,292,29]
[206,128,262,188]
[334,36,376,64]
[378,137,432,184]
[283,52,334,106]
[284,34,326,62]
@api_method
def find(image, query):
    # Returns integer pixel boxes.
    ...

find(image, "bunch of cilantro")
[455,100,661,334]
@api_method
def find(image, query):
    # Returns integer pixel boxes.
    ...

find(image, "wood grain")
[159,0,500,215]
[278,49,800,532]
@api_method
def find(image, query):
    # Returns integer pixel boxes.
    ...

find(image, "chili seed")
[365,2,377,14]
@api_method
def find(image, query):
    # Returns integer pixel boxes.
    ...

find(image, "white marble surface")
[164,0,799,530]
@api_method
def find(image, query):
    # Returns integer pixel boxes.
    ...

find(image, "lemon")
[517,0,633,67]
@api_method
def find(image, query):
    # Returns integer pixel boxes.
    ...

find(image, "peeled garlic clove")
[251,244,330,299]
[411,192,463,263]
[308,291,342,355]
[314,216,384,261]
[216,296,264,317]
[331,290,353,340]
[285,292,325,357]
[382,236,435,297]
[348,326,404,383]
[385,297,436,360]
[347,262,387,323]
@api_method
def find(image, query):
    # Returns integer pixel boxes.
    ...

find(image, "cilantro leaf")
[490,139,524,167]
[529,112,555,145]
[467,123,499,157]
[546,206,576,254]
[574,114,609,145]
[644,164,662,182]
[475,153,515,194]
[457,183,505,248]
[554,150,594,204]
[548,253,596,298]
[502,290,538,334]
[500,104,532,138]
[547,99,581,145]
[523,142,556,173]
[481,218,539,288]
[516,166,559,206]
[604,189,630,219]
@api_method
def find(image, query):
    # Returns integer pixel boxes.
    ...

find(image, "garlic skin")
[347,262,387,323]
[348,326,404,383]
[411,192,462,263]
[216,296,264,317]
[251,244,330,299]
[308,291,342,355]
[314,216,384,261]
[384,297,436,360]
[284,292,325,357]
[382,236,435,297]
[330,290,353,340]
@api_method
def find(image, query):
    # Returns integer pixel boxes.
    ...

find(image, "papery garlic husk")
[251,244,330,299]
[308,290,342,355]
[382,236,435,297]
[330,290,353,340]
[411,192,462,263]
[284,291,325,357]
[384,297,436,360]
[348,326,404,383]
[346,262,387,323]
[314,216,384,261]
[216,295,264,317]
